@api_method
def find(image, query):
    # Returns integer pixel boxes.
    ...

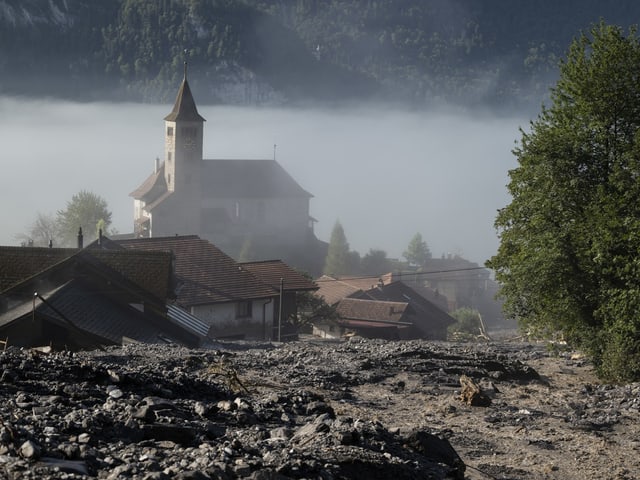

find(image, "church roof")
[201,159,312,198]
[129,165,167,201]
[164,77,206,122]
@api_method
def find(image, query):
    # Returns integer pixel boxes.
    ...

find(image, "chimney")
[98,228,103,246]
[48,239,52,248]
[77,227,83,249]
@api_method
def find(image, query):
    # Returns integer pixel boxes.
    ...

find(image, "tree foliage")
[15,212,63,247]
[488,22,640,381]
[6,0,640,107]
[448,307,482,338]
[57,190,113,247]
[403,232,431,266]
[295,290,338,327]
[360,249,391,275]
[323,220,351,277]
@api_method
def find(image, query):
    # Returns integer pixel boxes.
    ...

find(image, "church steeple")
[163,60,205,193]
[164,61,206,122]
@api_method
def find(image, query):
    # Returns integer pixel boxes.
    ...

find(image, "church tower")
[163,62,206,193]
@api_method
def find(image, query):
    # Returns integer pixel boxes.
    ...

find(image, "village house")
[129,64,326,273]
[406,256,507,331]
[103,235,317,341]
[312,274,455,340]
[239,259,319,340]
[0,245,208,350]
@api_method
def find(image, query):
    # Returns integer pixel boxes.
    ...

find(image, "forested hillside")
[1,0,639,109]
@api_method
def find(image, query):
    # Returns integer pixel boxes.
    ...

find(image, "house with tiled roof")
[110,235,302,340]
[352,280,455,339]
[0,246,207,349]
[313,274,455,340]
[313,275,364,306]
[239,260,318,340]
[329,298,416,340]
[130,64,325,274]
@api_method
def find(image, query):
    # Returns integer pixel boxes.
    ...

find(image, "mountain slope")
[1,0,639,108]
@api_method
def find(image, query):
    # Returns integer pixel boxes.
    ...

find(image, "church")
[130,65,325,273]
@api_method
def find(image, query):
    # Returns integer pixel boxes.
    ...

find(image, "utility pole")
[278,277,283,342]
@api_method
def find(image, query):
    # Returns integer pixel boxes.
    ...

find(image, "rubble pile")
[0,340,470,479]
[0,337,638,479]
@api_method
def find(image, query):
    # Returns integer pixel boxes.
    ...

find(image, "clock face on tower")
[184,137,196,149]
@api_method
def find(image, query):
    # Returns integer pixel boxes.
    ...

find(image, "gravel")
[0,337,638,479]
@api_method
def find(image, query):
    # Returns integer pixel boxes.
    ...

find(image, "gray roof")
[200,159,312,198]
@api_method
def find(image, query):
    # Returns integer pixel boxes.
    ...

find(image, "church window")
[181,126,197,137]
[235,301,252,318]
[167,126,174,136]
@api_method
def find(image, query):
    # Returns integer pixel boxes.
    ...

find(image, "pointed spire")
[164,55,206,122]
[184,48,189,79]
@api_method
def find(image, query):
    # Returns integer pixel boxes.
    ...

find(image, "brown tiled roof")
[84,249,173,300]
[335,275,388,291]
[239,260,318,292]
[0,246,174,301]
[335,298,410,324]
[313,275,363,306]
[0,247,77,292]
[357,281,456,328]
[115,236,278,306]
[164,77,206,122]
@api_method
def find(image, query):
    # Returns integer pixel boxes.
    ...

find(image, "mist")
[0,96,529,265]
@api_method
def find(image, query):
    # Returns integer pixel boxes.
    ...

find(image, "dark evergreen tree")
[323,220,351,277]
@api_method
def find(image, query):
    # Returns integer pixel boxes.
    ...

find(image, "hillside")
[1,0,640,108]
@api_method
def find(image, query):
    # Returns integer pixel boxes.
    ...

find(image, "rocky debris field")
[0,338,639,479]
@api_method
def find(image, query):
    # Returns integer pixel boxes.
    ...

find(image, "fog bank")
[0,96,528,265]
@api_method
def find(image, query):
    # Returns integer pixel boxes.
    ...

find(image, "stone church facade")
[130,67,325,272]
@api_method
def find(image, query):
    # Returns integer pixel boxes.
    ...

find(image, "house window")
[236,301,252,318]
[167,126,174,136]
[167,152,172,163]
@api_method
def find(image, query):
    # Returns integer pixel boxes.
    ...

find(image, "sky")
[0,96,530,265]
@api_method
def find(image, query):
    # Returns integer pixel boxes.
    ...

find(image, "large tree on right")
[488,22,640,381]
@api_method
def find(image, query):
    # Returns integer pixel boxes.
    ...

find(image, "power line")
[315,266,491,283]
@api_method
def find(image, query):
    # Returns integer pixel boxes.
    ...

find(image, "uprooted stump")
[459,374,492,407]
